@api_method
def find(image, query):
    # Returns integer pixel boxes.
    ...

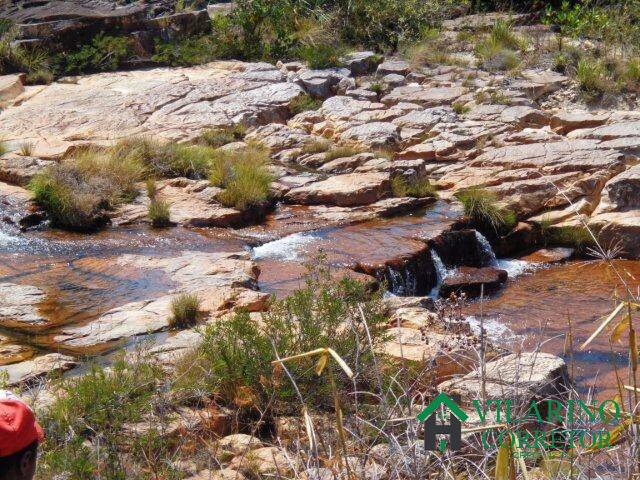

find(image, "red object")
[0,395,44,457]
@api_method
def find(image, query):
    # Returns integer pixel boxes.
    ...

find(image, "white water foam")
[474,230,537,278]
[0,230,22,247]
[251,232,319,261]
[466,315,517,342]
[428,250,453,298]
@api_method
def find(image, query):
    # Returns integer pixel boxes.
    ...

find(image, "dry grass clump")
[198,124,247,148]
[145,179,172,228]
[29,147,145,230]
[455,186,516,232]
[209,143,274,211]
[475,20,525,71]
[391,175,437,199]
[169,293,201,329]
[302,138,332,155]
[19,141,34,156]
[324,146,365,162]
[289,94,323,115]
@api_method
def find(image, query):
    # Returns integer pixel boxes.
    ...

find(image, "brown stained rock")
[439,266,508,298]
[0,353,77,388]
[0,74,25,102]
[550,112,609,135]
[0,155,56,186]
[568,121,640,140]
[521,247,574,263]
[593,164,640,213]
[0,283,49,332]
[0,335,36,366]
[285,172,391,207]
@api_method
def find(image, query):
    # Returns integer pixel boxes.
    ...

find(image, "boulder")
[550,112,609,135]
[285,172,391,207]
[296,68,351,99]
[218,434,262,455]
[0,353,77,388]
[229,446,293,477]
[376,60,410,76]
[0,283,49,332]
[341,51,382,76]
[0,74,25,102]
[593,164,640,213]
[439,266,508,298]
[339,122,400,148]
[429,230,494,268]
[438,352,569,406]
[0,335,35,366]
[0,156,56,185]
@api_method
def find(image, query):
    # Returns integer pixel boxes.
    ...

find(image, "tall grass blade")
[580,302,626,350]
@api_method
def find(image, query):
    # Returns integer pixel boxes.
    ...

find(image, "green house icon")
[417,392,468,452]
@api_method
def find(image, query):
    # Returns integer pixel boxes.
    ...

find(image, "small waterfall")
[428,250,452,298]
[251,232,318,261]
[473,230,498,266]
[385,265,417,296]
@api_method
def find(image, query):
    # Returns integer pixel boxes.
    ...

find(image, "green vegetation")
[289,94,322,115]
[391,175,438,198]
[302,138,332,155]
[29,148,145,230]
[324,146,365,162]
[452,101,471,114]
[19,141,34,156]
[148,198,171,228]
[543,224,594,250]
[169,293,201,329]
[151,35,217,67]
[38,266,389,476]
[198,124,246,148]
[575,56,612,97]
[475,20,524,71]
[455,186,517,232]
[0,140,7,157]
[209,143,274,211]
[60,34,132,75]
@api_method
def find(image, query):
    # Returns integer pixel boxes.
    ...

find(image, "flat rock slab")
[382,85,466,107]
[440,266,508,298]
[439,352,568,406]
[0,335,36,366]
[0,155,56,185]
[550,112,609,135]
[0,62,304,157]
[285,172,391,207]
[0,74,25,102]
[0,353,77,388]
[0,283,49,332]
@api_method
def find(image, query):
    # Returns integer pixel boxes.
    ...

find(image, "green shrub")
[209,143,273,211]
[169,293,201,329]
[576,56,612,97]
[289,94,322,115]
[324,146,365,162]
[62,34,132,74]
[173,262,388,413]
[29,148,145,230]
[152,35,217,66]
[545,225,593,249]
[391,175,437,198]
[148,198,172,228]
[297,43,344,69]
[455,187,516,232]
[111,137,212,179]
[40,357,163,479]
[198,124,246,148]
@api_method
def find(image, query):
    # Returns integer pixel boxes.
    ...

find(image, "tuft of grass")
[198,124,246,148]
[289,94,322,115]
[19,141,34,156]
[455,187,516,232]
[148,198,171,228]
[297,43,344,69]
[391,176,437,199]
[209,143,273,211]
[324,146,364,162]
[545,225,593,250]
[575,56,613,98]
[29,148,145,230]
[169,293,201,329]
[111,137,212,179]
[452,101,471,115]
[369,82,383,96]
[302,138,332,155]
[474,20,524,72]
[0,140,7,157]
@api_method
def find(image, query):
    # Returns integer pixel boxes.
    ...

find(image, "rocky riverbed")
[1,14,639,415]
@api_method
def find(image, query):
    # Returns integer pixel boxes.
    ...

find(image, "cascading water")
[428,249,452,298]
[385,265,418,296]
[474,230,535,278]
